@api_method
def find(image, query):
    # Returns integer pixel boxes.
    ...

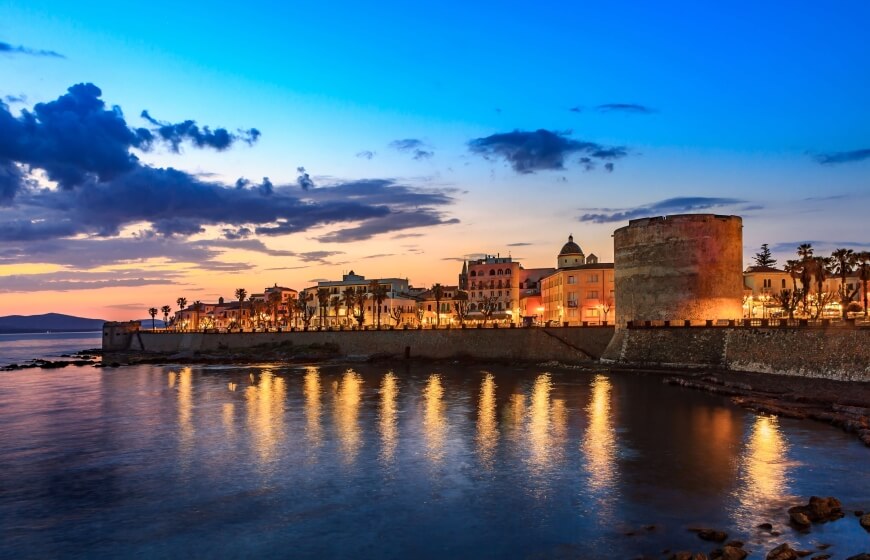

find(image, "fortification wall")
[613,214,744,328]
[115,326,616,362]
[601,327,870,382]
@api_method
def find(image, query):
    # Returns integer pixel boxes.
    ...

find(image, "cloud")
[140,110,259,153]
[468,129,627,174]
[815,149,870,165]
[317,210,459,243]
[392,232,424,239]
[356,150,375,160]
[596,103,656,114]
[770,240,870,255]
[568,106,583,113]
[360,253,395,259]
[0,269,181,293]
[0,41,64,58]
[506,242,532,247]
[0,84,459,268]
[296,166,315,190]
[390,138,434,160]
[3,94,27,104]
[578,196,747,223]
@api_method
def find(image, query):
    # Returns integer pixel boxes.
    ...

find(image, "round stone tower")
[613,214,743,327]
[557,234,585,269]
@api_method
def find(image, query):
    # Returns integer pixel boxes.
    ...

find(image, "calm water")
[0,340,868,558]
[0,332,102,366]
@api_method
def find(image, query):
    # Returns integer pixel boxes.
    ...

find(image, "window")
[781,279,787,289]
[497,269,503,275]
[587,290,599,299]
[763,278,771,288]
[427,304,432,311]
[470,270,476,277]
[567,275,576,284]
[587,309,600,317]
[505,269,511,275]
[588,274,599,283]
[568,309,577,317]
[489,270,495,276]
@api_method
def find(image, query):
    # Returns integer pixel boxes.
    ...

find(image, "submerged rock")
[788,496,844,527]
[767,543,799,560]
[860,512,870,531]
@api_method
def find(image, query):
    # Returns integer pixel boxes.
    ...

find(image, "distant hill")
[137,318,167,329]
[0,313,106,333]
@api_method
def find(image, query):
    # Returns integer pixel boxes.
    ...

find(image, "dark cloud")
[356,150,375,160]
[568,106,583,113]
[815,149,870,165]
[468,129,627,174]
[770,240,870,254]
[0,84,458,262]
[392,232,424,239]
[506,242,532,247]
[263,266,309,271]
[360,253,395,259]
[390,138,433,160]
[578,197,747,223]
[3,94,27,104]
[140,110,259,152]
[596,103,656,114]
[604,162,614,172]
[307,278,330,283]
[0,269,181,293]
[317,210,459,243]
[296,167,315,190]
[0,41,64,58]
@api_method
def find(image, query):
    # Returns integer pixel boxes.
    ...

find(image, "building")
[301,271,418,327]
[466,255,521,323]
[540,235,615,326]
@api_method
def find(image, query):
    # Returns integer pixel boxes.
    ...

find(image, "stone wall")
[113,326,616,362]
[601,327,870,381]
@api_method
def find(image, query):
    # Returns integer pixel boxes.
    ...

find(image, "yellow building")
[540,235,615,326]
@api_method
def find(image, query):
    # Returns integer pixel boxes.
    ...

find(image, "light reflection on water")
[1,363,868,559]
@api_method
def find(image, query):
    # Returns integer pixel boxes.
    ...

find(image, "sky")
[1,1,868,320]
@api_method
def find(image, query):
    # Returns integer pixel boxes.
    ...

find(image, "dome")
[559,234,583,256]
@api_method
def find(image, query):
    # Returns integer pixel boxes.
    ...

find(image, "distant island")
[0,313,107,334]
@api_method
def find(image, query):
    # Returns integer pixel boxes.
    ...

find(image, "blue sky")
[1,1,868,317]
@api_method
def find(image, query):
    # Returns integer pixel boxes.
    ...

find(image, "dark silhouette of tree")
[753,243,777,268]
[831,248,859,319]
[453,290,469,326]
[353,286,368,326]
[773,289,800,320]
[161,305,172,327]
[600,296,614,324]
[267,291,282,327]
[432,283,445,327]
[342,287,357,326]
[234,288,247,329]
[330,295,342,326]
[297,292,316,327]
[316,287,330,327]
[369,280,388,328]
[388,304,403,326]
[857,251,870,319]
[480,294,497,325]
[148,307,158,331]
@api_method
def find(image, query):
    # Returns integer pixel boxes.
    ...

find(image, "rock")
[796,551,813,558]
[788,510,811,528]
[811,556,831,560]
[808,496,844,522]
[673,552,693,560]
[767,543,799,560]
[816,544,831,550]
[726,541,745,549]
[757,522,774,531]
[856,510,865,516]
[693,554,709,560]
[696,529,728,542]
[861,513,870,531]
[845,555,870,560]
[720,546,748,560]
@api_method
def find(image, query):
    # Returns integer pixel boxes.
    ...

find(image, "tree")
[326,295,339,326]
[414,302,425,326]
[831,248,859,319]
[267,290,282,327]
[388,304,403,326]
[315,288,330,327]
[480,294,497,325]
[369,280,388,328]
[147,307,158,331]
[297,292,316,328]
[796,245,814,314]
[234,288,247,330]
[857,251,870,318]
[453,290,470,326]
[176,297,187,311]
[353,286,368,326]
[342,287,357,326]
[286,293,297,328]
[600,296,614,324]
[432,283,445,327]
[753,243,777,268]
[772,289,800,320]
[797,243,814,260]
[161,305,172,328]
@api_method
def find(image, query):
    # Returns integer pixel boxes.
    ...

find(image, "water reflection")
[476,373,498,469]
[303,367,323,450]
[176,367,194,459]
[334,369,363,464]
[379,372,398,463]
[245,369,287,466]
[222,403,236,439]
[528,373,563,474]
[734,415,792,525]
[582,374,616,493]
[423,374,447,464]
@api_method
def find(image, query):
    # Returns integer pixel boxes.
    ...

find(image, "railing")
[626,317,870,329]
[135,322,615,333]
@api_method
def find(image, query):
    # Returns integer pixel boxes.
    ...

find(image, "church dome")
[559,235,583,256]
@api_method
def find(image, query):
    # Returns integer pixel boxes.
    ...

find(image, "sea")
[0,333,868,558]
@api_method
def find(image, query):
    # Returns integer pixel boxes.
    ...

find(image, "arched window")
[470,303,477,311]
[505,269,511,275]
[471,282,476,289]
[497,269,503,275]
[470,270,476,277]
[489,269,495,276]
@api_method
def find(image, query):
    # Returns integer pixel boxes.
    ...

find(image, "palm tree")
[316,288,330,327]
[176,297,187,311]
[809,256,832,319]
[342,287,357,326]
[831,248,858,319]
[331,295,342,326]
[783,259,800,292]
[148,307,158,331]
[161,305,172,328]
[369,280,388,328]
[354,286,368,326]
[453,290,469,326]
[234,288,247,330]
[857,252,870,318]
[267,290,282,327]
[432,283,444,327]
[797,243,814,260]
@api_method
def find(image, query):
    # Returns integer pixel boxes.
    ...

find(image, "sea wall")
[602,327,870,381]
[109,326,616,362]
